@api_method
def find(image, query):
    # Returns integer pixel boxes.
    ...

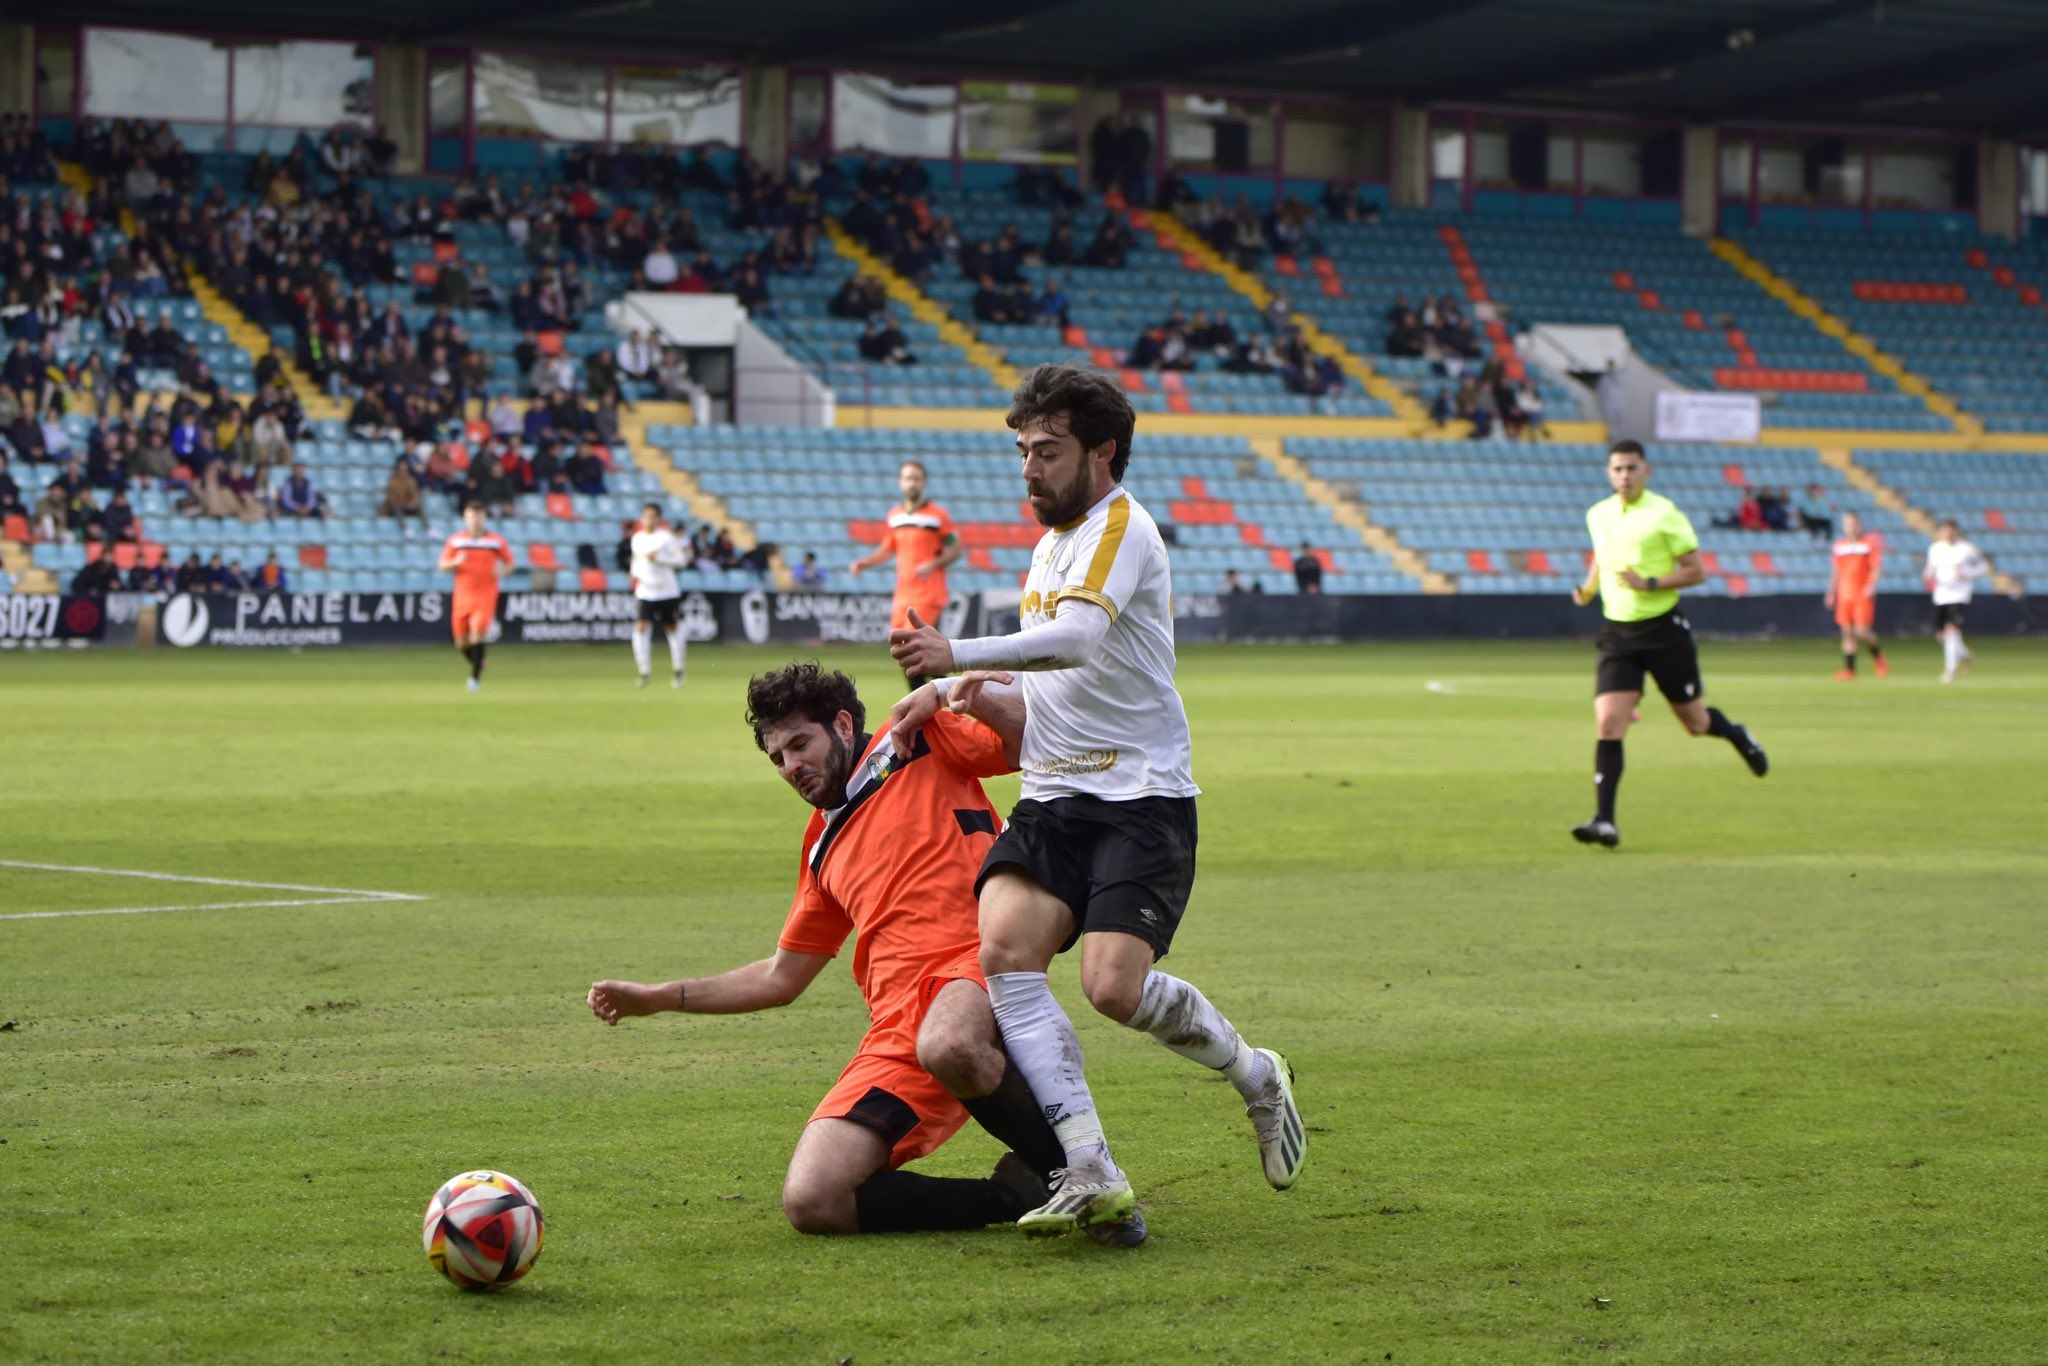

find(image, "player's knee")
[917,1029,1001,1097]
[780,1179,852,1236]
[1081,968,1145,1024]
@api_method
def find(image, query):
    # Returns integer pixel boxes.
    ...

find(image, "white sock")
[631,629,651,676]
[666,628,686,674]
[985,971,1112,1167]
[1942,632,1960,672]
[1125,971,1271,1100]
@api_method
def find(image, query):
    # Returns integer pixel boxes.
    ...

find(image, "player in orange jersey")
[437,501,514,691]
[1824,511,1887,681]
[586,662,1142,1244]
[848,461,960,678]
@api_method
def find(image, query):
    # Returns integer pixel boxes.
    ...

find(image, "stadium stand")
[2,102,2043,605]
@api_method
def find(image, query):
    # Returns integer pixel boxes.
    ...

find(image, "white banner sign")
[1655,391,1761,444]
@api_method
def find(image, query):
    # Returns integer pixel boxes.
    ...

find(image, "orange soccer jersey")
[881,503,956,625]
[1831,534,1881,627]
[444,530,513,596]
[778,710,1009,1164]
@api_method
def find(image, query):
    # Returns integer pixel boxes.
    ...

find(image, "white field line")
[0,859,425,922]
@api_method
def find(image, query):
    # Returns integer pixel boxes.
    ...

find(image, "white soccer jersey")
[1013,486,1198,802]
[630,528,689,601]
[1924,538,1988,605]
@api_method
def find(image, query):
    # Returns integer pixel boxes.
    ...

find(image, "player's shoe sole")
[1246,1048,1305,1191]
[1832,669,1856,682]
[1017,1173,1135,1237]
[1572,818,1620,848]
[1084,1205,1148,1249]
[1873,659,1889,678]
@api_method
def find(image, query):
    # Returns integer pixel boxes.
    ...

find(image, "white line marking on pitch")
[0,859,425,921]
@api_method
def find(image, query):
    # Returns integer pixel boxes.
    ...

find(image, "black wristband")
[1646,576,1659,591]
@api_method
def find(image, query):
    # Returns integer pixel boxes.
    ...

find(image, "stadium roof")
[35,0,2048,137]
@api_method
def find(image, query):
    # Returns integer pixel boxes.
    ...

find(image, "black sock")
[851,1169,1023,1233]
[470,644,487,680]
[959,1061,1066,1181]
[1842,651,1857,673]
[1705,706,1738,740]
[1594,739,1623,823]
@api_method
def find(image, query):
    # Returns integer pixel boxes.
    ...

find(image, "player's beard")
[802,730,860,810]
[1027,462,1092,528]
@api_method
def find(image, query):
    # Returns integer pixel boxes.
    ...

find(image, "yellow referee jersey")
[1586,489,1698,622]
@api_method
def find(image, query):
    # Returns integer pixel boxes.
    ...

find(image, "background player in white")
[629,502,690,688]
[889,363,1302,1237]
[1924,518,1989,683]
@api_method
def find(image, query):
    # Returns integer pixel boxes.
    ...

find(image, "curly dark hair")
[745,661,865,751]
[1006,363,1135,481]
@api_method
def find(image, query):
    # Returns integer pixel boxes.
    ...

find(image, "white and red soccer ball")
[422,1170,544,1290]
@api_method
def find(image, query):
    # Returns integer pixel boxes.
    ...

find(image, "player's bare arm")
[1619,550,1705,592]
[588,948,831,1024]
[1572,556,1600,605]
[916,538,963,579]
[847,543,890,577]
[437,549,461,572]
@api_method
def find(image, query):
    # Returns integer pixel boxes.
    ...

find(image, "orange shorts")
[451,592,497,641]
[808,946,985,1169]
[1834,595,1875,630]
[891,592,947,632]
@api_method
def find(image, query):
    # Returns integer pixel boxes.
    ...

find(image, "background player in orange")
[848,461,960,677]
[1824,510,1887,681]
[437,501,513,691]
[586,663,1138,1242]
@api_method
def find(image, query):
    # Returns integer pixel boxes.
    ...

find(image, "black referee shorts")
[1595,607,1705,703]
[975,795,1198,960]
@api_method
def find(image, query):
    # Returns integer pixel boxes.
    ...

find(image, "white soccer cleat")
[671,671,684,689]
[1245,1048,1305,1190]
[636,673,649,688]
[465,678,481,692]
[1016,1157,1135,1237]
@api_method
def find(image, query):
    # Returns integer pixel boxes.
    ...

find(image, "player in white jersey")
[629,502,691,688]
[1923,518,1989,683]
[888,364,1303,1239]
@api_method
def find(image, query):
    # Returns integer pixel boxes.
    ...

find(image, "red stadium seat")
[1062,325,1089,347]
[1524,549,1555,574]
[298,544,328,569]
[1319,278,1345,298]
[411,262,438,287]
[1723,574,1749,597]
[537,330,564,356]
[1985,509,2010,531]
[526,543,559,570]
[1612,270,1635,291]
[545,493,577,519]
[1180,476,1208,499]
[1749,552,1781,576]
[1273,255,1300,277]
[141,541,166,569]
[579,569,608,591]
[1311,257,1338,278]
[1157,371,1186,393]
[1166,392,1193,413]
[1238,523,1267,546]
[1722,463,1747,487]
[967,547,995,571]
[112,542,139,571]
[3,513,29,542]
[1465,550,1499,575]
[1090,346,1119,369]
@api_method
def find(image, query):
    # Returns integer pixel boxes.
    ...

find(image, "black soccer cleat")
[1572,818,1620,848]
[1731,727,1769,777]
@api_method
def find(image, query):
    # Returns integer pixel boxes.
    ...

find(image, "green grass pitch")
[4,638,2045,1362]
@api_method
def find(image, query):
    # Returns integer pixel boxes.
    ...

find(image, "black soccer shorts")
[975,794,1197,960]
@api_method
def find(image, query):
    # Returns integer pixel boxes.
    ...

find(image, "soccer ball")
[422,1170,544,1290]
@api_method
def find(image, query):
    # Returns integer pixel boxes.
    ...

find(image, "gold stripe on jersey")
[1079,493,1131,598]
[1049,586,1117,622]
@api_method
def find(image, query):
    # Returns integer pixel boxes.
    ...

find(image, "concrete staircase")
[1250,436,1452,594]
[822,220,1018,395]
[1145,214,1431,430]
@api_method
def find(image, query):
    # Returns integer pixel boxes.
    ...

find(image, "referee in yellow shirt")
[1570,441,1768,847]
